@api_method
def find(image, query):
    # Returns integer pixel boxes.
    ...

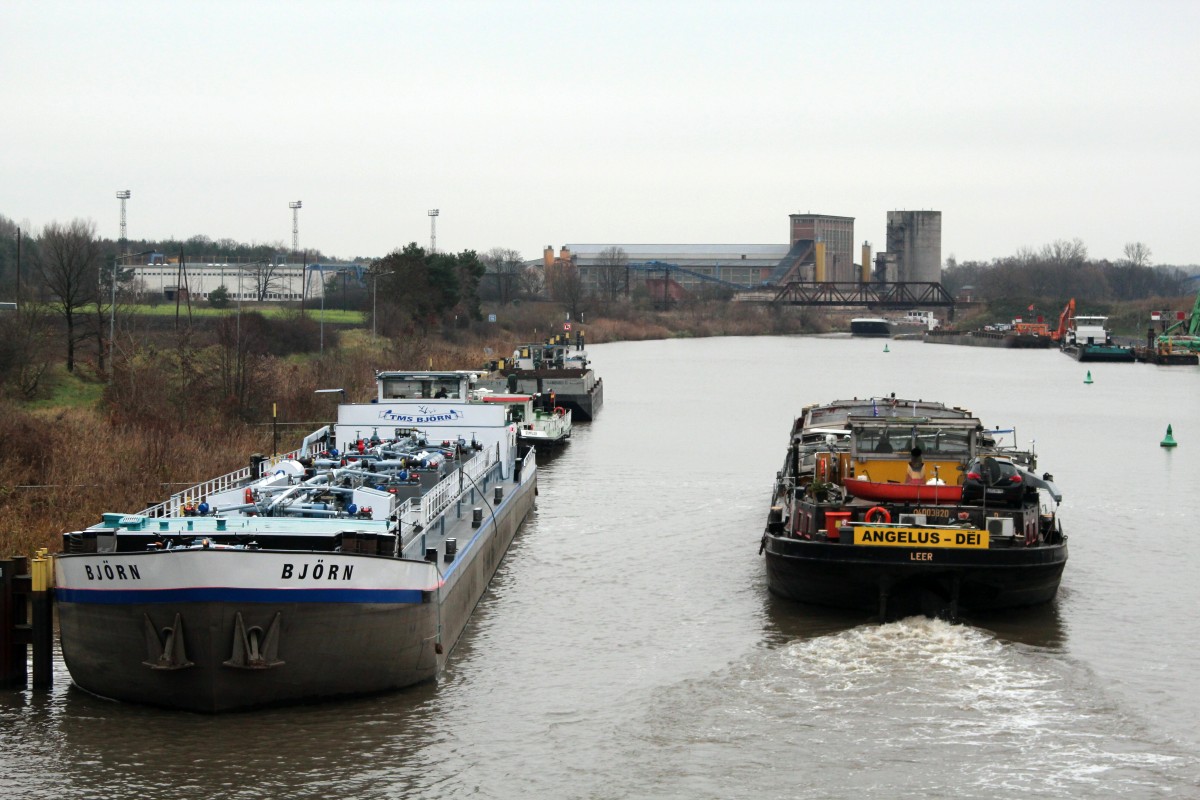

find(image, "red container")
[824,511,851,540]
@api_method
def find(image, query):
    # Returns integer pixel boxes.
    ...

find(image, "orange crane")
[1051,298,1075,342]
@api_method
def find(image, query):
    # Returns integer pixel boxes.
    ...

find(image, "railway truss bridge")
[734,281,957,313]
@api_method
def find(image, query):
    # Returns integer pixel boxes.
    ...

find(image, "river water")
[2,335,1198,799]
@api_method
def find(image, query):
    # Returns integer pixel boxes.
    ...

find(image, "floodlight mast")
[290,201,302,253]
[428,209,439,254]
[116,190,131,253]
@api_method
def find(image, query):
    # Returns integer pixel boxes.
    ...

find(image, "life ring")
[554,406,566,417]
[864,506,891,524]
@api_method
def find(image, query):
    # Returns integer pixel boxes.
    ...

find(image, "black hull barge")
[478,335,603,420]
[761,398,1067,620]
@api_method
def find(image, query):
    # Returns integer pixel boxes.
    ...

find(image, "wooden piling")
[0,552,55,690]
[0,556,30,687]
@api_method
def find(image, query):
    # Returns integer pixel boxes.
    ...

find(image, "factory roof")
[565,243,790,263]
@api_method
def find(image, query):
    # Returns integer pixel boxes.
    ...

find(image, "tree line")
[0,213,488,410]
[4,211,1195,406]
[941,239,1192,304]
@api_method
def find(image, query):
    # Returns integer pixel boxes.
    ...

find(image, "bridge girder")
[742,281,956,308]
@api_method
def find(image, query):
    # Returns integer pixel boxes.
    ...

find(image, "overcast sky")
[5,1,1198,265]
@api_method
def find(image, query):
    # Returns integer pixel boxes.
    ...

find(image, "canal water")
[2,335,1198,798]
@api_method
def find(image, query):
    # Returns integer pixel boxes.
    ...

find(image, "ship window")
[855,428,895,453]
[912,427,972,456]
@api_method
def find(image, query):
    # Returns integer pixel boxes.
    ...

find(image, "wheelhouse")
[846,415,979,485]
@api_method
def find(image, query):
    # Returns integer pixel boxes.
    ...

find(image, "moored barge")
[761,398,1067,620]
[1061,314,1135,362]
[55,371,537,712]
[478,334,603,419]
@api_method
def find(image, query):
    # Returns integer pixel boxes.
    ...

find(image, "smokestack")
[815,241,826,282]
[861,241,872,283]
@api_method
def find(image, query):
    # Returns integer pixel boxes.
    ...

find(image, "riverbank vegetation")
[0,290,816,555]
[0,216,1194,557]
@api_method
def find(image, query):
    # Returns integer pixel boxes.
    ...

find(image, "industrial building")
[127,254,364,303]
[549,210,941,297]
[788,213,856,283]
[548,244,791,295]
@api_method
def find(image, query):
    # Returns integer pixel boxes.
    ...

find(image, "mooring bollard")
[31,550,53,689]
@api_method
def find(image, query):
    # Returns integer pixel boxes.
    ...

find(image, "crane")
[1051,298,1075,342]
[1155,289,1200,353]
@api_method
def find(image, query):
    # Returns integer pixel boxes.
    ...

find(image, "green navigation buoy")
[884,343,890,353]
[1084,370,1093,384]
[1161,424,1177,448]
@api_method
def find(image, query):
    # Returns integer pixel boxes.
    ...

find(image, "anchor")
[142,612,194,670]
[222,611,285,669]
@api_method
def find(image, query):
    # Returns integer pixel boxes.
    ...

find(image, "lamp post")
[318,266,351,354]
[314,388,347,432]
[371,267,378,342]
[109,250,153,382]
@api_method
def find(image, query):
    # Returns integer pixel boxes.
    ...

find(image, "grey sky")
[5,0,1197,265]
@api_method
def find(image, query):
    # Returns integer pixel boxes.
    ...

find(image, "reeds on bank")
[0,301,817,556]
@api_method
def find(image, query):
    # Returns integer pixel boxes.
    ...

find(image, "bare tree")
[36,219,101,372]
[251,261,287,301]
[1041,238,1088,267]
[548,260,590,321]
[481,247,525,305]
[1122,242,1152,268]
[0,304,51,398]
[520,264,546,299]
[595,246,628,305]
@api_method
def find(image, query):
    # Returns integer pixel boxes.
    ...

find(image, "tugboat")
[54,371,538,712]
[761,398,1067,620]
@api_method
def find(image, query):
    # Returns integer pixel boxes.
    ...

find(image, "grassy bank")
[3,292,1181,557]
[0,300,818,556]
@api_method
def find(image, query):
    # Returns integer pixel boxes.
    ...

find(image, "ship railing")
[395,445,503,557]
[520,444,537,479]
[138,447,304,518]
[412,444,501,530]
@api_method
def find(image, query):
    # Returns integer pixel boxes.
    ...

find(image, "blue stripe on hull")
[55,587,426,605]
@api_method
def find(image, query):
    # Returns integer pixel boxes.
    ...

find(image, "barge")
[478,334,603,420]
[924,329,1054,349]
[1061,314,1135,362]
[849,317,891,337]
[761,398,1067,620]
[850,311,940,339]
[55,370,537,712]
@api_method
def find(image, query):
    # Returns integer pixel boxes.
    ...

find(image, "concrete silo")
[885,211,942,283]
